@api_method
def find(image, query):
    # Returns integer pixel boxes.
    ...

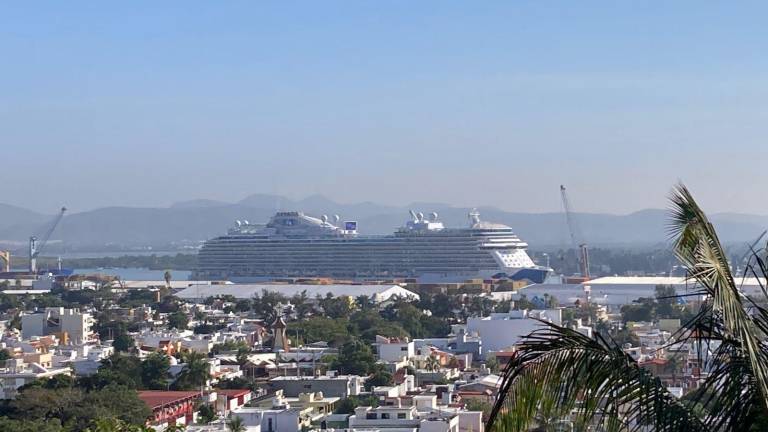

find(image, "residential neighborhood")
[0,275,713,431]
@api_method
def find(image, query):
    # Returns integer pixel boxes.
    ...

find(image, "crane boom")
[560,185,579,248]
[29,206,66,273]
[560,185,590,280]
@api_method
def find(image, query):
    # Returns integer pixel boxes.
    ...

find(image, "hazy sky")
[3,2,768,215]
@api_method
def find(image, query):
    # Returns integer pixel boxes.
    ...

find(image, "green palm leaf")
[487,323,705,432]
[668,184,768,411]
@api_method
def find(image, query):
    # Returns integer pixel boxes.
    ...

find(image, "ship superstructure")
[195,210,550,283]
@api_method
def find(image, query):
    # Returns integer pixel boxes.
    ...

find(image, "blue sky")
[2,2,768,214]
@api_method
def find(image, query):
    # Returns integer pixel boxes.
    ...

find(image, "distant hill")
[1,196,767,251]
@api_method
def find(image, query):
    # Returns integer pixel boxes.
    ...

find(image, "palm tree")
[174,351,210,391]
[487,184,768,431]
[226,414,246,432]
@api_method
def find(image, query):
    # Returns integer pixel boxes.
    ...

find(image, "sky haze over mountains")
[2,194,768,250]
[3,2,768,215]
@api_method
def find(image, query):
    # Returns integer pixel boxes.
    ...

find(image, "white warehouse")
[175,283,419,303]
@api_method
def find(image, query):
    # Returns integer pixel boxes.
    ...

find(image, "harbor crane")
[560,185,590,280]
[29,206,66,273]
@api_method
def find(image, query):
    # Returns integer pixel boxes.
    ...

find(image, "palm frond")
[487,322,705,432]
[668,183,768,410]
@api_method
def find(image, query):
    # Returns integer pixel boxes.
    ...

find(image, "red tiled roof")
[137,391,201,409]
[217,389,251,399]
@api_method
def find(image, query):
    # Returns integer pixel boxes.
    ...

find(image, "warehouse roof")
[587,276,767,286]
[175,283,419,302]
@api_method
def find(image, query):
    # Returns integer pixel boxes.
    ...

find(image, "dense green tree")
[290,290,313,319]
[355,295,376,311]
[198,403,217,424]
[141,352,171,390]
[251,290,287,323]
[620,298,655,322]
[0,294,21,312]
[236,347,249,366]
[18,374,75,392]
[157,295,181,313]
[330,339,376,375]
[167,311,189,330]
[193,323,225,334]
[334,395,380,414]
[81,354,143,390]
[350,310,408,342]
[365,366,394,390]
[7,383,149,430]
[173,351,210,390]
[288,316,351,347]
[320,294,354,319]
[112,333,135,353]
[430,293,454,317]
[77,384,152,428]
[0,416,64,432]
[234,299,252,312]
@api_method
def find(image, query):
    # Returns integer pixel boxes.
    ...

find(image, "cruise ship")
[195,210,551,283]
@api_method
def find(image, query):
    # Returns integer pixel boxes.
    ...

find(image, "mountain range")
[1,194,767,251]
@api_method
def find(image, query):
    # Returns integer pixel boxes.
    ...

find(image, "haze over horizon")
[4,2,768,215]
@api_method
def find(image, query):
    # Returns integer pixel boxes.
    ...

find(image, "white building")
[269,373,364,398]
[466,309,562,355]
[349,405,461,432]
[21,308,93,344]
[0,358,71,399]
[376,335,415,362]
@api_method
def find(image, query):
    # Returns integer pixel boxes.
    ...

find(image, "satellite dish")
[409,210,418,221]
[431,212,438,221]
[321,215,328,223]
[243,220,249,225]
[235,220,242,227]
[334,215,340,224]
[417,212,424,221]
